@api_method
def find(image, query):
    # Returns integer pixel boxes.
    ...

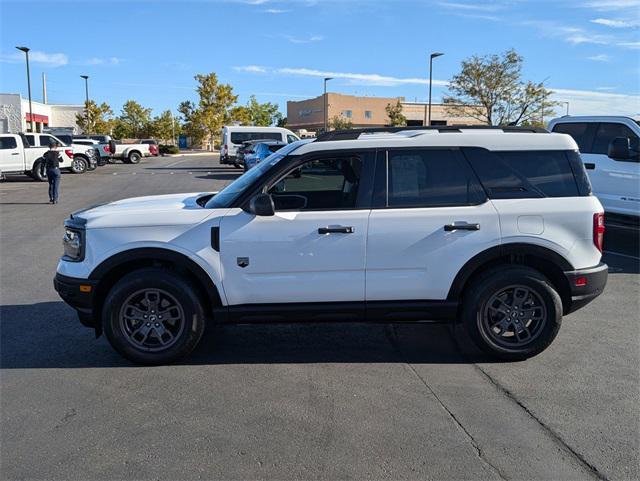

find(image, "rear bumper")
[563,262,608,314]
[54,273,98,327]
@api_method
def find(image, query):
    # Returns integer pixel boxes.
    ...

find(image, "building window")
[342,110,352,118]
[365,110,373,119]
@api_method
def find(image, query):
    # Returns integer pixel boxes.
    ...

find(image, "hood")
[74,192,220,229]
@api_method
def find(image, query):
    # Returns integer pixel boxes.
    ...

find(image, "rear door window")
[591,122,639,157]
[551,122,592,152]
[463,148,581,198]
[24,135,35,146]
[230,132,282,144]
[375,149,486,208]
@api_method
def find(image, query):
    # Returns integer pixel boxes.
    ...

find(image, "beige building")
[287,92,485,131]
[0,93,84,134]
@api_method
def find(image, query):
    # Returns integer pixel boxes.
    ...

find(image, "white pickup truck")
[110,142,152,164]
[0,133,76,181]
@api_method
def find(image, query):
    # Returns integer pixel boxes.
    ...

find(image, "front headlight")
[63,228,84,261]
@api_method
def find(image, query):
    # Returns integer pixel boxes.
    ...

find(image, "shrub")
[159,144,180,154]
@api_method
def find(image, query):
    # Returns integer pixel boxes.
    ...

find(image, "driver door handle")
[318,226,354,234]
[444,223,480,232]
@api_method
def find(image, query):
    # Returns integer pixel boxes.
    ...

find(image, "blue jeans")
[47,168,60,202]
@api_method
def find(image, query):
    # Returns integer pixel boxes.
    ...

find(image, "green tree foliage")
[151,110,179,143]
[246,95,281,126]
[194,73,237,144]
[118,100,152,138]
[329,115,353,130]
[444,49,557,126]
[177,100,205,145]
[385,100,407,126]
[276,116,287,128]
[229,105,251,125]
[75,100,114,134]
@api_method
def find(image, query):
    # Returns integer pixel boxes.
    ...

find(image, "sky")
[1,0,639,120]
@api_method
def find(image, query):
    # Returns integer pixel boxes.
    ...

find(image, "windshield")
[205,139,312,208]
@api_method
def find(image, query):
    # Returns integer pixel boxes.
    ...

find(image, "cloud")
[245,0,269,4]
[275,67,449,87]
[591,17,639,28]
[523,20,612,46]
[551,88,640,116]
[595,86,618,90]
[0,50,68,67]
[233,65,268,73]
[582,0,640,11]
[264,8,289,13]
[82,56,123,65]
[281,34,324,43]
[587,54,611,61]
[437,1,505,12]
[618,41,640,48]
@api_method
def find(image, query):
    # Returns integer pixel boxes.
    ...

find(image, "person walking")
[43,141,62,204]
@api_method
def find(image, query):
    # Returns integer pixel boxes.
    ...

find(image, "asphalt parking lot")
[1,154,638,481]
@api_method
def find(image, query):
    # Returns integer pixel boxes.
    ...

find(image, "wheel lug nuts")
[154,323,159,327]
[146,322,151,327]
[143,315,148,319]
[158,316,162,319]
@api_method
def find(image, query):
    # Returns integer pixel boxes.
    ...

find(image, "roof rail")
[315,125,549,142]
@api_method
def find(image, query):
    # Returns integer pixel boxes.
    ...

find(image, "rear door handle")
[11,153,19,156]
[318,226,354,234]
[444,223,480,232]
[585,163,595,170]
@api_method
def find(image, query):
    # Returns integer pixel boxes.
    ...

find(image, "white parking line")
[603,250,640,261]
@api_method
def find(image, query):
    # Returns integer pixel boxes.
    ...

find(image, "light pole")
[16,46,33,132]
[323,77,333,132]
[80,75,89,132]
[561,101,569,116]
[426,52,444,126]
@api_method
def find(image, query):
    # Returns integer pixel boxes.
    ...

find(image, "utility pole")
[16,46,33,132]
[426,52,444,126]
[323,77,333,132]
[42,72,47,104]
[80,75,89,132]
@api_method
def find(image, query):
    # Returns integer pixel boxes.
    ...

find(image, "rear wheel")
[103,268,206,365]
[461,266,562,360]
[31,160,47,181]
[70,156,88,174]
[128,151,142,164]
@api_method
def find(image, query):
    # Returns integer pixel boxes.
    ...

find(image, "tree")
[194,72,237,145]
[178,100,206,145]
[276,116,287,128]
[443,49,557,126]
[75,100,113,134]
[329,115,353,130]
[118,100,152,138]
[385,100,406,126]
[229,105,251,125]
[151,110,179,143]
[246,95,281,126]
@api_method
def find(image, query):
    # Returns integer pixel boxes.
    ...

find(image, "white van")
[548,116,639,224]
[220,126,299,166]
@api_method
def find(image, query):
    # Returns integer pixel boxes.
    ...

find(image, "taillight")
[103,145,110,153]
[64,149,73,159]
[223,144,228,155]
[593,212,605,253]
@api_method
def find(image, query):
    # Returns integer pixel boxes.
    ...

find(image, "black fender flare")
[446,243,574,302]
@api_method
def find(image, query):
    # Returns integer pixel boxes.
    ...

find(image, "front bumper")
[563,262,608,314]
[54,273,98,327]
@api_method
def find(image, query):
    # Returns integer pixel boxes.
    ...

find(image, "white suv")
[54,126,608,365]
[548,116,640,224]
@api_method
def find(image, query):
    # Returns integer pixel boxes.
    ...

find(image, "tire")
[103,268,206,365]
[31,160,47,182]
[128,151,142,164]
[461,266,562,361]
[71,156,88,174]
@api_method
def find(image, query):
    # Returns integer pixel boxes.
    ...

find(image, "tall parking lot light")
[324,77,333,132]
[80,75,89,132]
[16,46,33,132]
[427,52,444,126]
[561,101,570,116]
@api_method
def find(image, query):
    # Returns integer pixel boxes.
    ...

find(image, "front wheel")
[102,268,206,365]
[461,266,562,361]
[71,156,88,174]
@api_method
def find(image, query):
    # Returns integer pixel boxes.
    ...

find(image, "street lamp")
[561,101,570,116]
[80,75,89,132]
[15,46,33,132]
[426,52,444,126]
[323,77,333,132]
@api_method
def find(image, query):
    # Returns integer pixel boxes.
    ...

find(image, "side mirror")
[248,193,275,216]
[608,137,631,160]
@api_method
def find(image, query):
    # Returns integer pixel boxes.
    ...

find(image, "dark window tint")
[464,148,581,198]
[24,135,35,146]
[382,149,485,208]
[57,135,73,145]
[268,144,284,153]
[269,156,363,210]
[287,134,298,143]
[551,122,591,151]
[592,122,639,156]
[0,137,18,149]
[230,132,281,144]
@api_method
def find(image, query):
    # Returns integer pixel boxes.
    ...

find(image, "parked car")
[220,126,299,167]
[1,133,74,181]
[23,132,98,173]
[548,116,639,225]
[72,137,114,165]
[236,139,280,169]
[243,140,287,171]
[109,142,152,164]
[54,125,608,365]
[140,139,160,156]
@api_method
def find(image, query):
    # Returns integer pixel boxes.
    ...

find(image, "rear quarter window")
[463,148,583,198]
[551,122,591,151]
